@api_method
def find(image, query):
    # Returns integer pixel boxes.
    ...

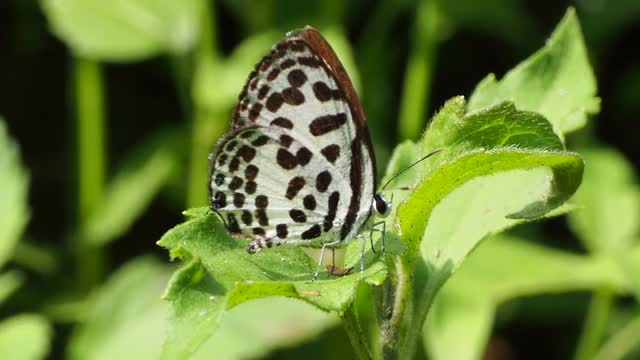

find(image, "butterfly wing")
[209,27,376,251]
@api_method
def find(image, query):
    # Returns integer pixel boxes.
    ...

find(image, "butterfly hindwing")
[209,27,377,251]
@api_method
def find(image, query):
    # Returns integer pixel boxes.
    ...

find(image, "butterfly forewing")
[209,27,376,252]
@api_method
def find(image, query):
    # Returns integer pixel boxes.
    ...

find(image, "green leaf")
[68,257,172,360]
[0,271,24,306]
[425,234,633,360]
[401,98,583,255]
[568,145,640,297]
[0,118,29,269]
[40,0,204,61]
[568,146,640,253]
[80,129,181,245]
[158,214,386,359]
[193,31,282,113]
[421,97,563,177]
[0,314,51,360]
[467,8,599,136]
[193,298,338,359]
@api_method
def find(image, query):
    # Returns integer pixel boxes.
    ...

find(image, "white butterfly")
[208,27,392,277]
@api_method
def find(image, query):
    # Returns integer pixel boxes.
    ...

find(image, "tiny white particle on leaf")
[209,295,215,301]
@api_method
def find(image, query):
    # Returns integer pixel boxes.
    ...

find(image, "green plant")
[4,1,640,359]
[153,9,622,360]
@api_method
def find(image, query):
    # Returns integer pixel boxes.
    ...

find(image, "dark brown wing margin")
[296,27,376,240]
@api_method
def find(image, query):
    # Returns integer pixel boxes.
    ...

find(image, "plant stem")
[74,57,106,290]
[342,303,374,360]
[574,287,614,360]
[12,241,58,275]
[187,0,219,208]
[593,314,640,360]
[397,0,442,141]
[380,257,413,359]
[399,269,444,360]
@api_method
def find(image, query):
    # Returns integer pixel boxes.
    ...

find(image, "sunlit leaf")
[68,257,172,360]
[81,128,182,245]
[425,234,634,360]
[468,9,599,136]
[0,118,29,268]
[193,298,338,359]
[0,314,51,360]
[158,213,386,359]
[568,146,640,252]
[40,0,205,61]
[0,271,24,306]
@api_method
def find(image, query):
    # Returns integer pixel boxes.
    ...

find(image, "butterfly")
[208,27,392,278]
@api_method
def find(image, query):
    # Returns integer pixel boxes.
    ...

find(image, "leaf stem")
[342,302,374,360]
[74,57,106,290]
[399,269,443,360]
[574,287,614,360]
[380,257,413,359]
[397,0,442,141]
[593,314,640,360]
[187,0,219,208]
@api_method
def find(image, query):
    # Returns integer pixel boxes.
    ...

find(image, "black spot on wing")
[245,165,259,181]
[233,193,245,208]
[276,224,288,239]
[277,148,298,169]
[320,144,340,164]
[309,113,347,136]
[315,170,332,192]
[271,117,293,129]
[324,191,339,231]
[301,224,322,239]
[303,194,316,210]
[286,177,305,200]
[289,209,307,223]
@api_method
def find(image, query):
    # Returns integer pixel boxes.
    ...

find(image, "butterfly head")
[372,193,392,218]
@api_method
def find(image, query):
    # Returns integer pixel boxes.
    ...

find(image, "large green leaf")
[158,211,386,359]
[402,98,583,256]
[68,257,172,360]
[467,9,599,136]
[80,128,182,245]
[425,234,635,360]
[40,0,204,61]
[193,298,338,359]
[568,145,640,297]
[568,146,639,253]
[0,119,29,268]
[0,314,51,360]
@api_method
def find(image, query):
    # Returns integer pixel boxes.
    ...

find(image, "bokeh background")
[0,0,639,359]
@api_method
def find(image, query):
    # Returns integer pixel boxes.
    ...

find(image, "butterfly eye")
[373,193,391,218]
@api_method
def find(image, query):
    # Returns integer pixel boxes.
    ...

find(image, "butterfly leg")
[369,221,387,255]
[359,233,366,279]
[310,240,342,282]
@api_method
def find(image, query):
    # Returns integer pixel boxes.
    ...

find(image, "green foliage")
[468,9,599,136]
[79,129,182,245]
[425,234,636,360]
[0,314,51,360]
[157,211,385,359]
[7,1,640,359]
[156,10,596,359]
[68,258,172,360]
[0,119,30,269]
[40,0,205,61]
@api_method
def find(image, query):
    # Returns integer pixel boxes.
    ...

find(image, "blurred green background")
[0,0,639,359]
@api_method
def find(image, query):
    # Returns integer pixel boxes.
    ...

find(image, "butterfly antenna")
[380,147,443,191]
